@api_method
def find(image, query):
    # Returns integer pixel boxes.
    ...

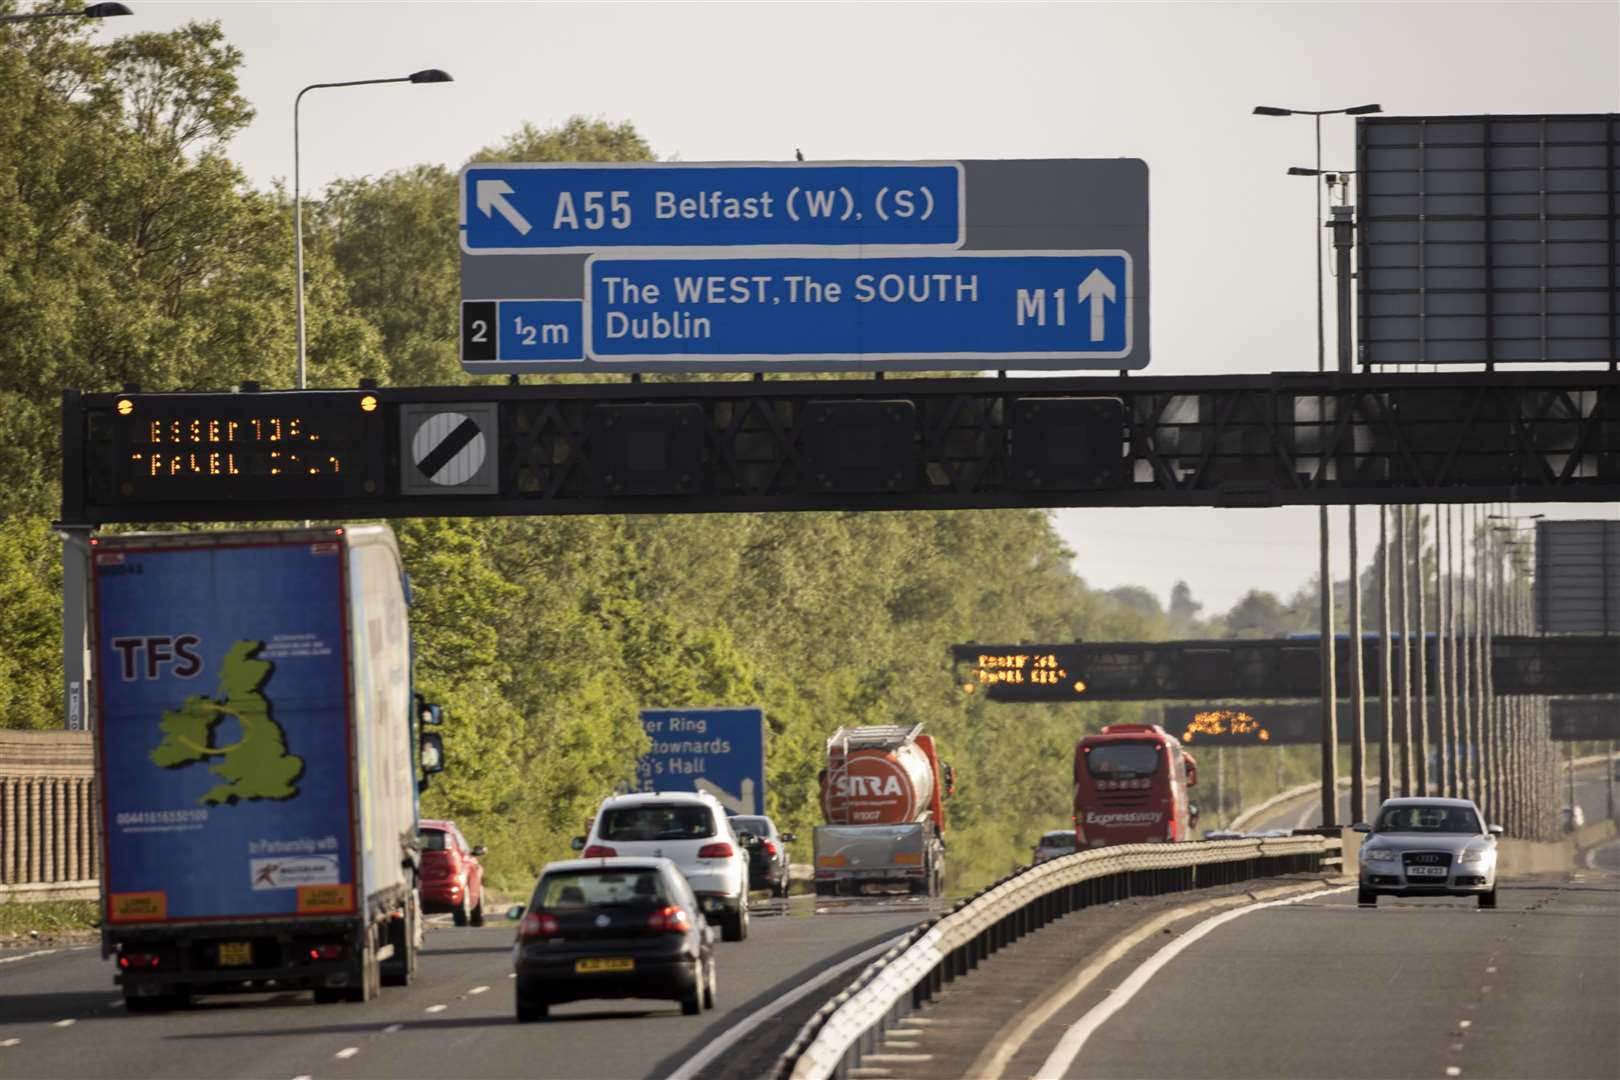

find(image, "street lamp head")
[1344,104,1384,115]
[83,2,133,16]
[408,68,453,84]
[1253,106,1294,117]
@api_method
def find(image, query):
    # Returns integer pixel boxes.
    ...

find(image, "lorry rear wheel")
[382,899,416,987]
[343,940,379,1003]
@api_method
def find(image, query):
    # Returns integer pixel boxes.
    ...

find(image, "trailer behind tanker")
[91,525,437,1009]
[813,724,952,897]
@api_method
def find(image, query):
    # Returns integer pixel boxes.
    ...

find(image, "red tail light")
[763,840,778,856]
[519,912,561,940]
[307,944,346,961]
[1166,819,1180,842]
[582,844,617,858]
[697,842,734,859]
[118,952,160,969]
[646,905,692,934]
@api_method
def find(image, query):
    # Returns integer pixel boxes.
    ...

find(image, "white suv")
[577,793,751,941]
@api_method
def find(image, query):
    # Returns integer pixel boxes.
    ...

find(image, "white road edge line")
[0,950,59,965]
[1035,886,1352,1079]
[665,932,912,1080]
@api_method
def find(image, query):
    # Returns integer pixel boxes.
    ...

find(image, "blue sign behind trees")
[462,162,963,252]
[636,707,765,817]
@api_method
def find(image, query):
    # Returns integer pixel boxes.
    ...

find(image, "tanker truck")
[813,724,952,897]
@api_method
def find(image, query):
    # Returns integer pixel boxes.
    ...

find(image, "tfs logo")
[110,636,202,681]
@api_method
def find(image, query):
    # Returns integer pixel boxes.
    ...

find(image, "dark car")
[513,857,717,1021]
[730,815,795,897]
[418,819,486,926]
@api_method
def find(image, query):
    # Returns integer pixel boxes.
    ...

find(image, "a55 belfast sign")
[459,158,1149,374]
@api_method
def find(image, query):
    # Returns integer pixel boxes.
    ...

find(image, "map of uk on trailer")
[457,159,1150,374]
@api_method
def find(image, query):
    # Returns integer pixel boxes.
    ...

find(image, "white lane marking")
[1447,1068,1461,1077]
[665,931,912,1080]
[424,1004,447,1013]
[53,1019,75,1029]
[1036,887,1352,1079]
[0,950,59,965]
[1459,1020,1472,1029]
[108,998,124,1007]
[292,1075,312,1079]
[2,1039,20,1047]
[383,1023,403,1034]
[506,972,516,979]
[467,985,489,995]
[335,1046,360,1059]
[1486,966,1497,973]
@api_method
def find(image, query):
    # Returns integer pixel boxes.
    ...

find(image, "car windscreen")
[1375,805,1482,834]
[534,869,670,909]
[1039,832,1077,849]
[417,829,449,851]
[1085,743,1161,780]
[731,817,769,836]
[599,804,717,842]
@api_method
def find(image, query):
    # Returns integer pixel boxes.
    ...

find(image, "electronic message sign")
[958,646,1090,701]
[459,158,1149,374]
[89,391,387,508]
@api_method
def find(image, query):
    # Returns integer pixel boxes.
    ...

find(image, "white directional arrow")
[476,179,532,236]
[1076,268,1117,342]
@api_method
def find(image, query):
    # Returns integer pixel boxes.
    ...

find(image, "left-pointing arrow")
[476,179,532,236]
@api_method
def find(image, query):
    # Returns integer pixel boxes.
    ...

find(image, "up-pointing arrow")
[476,179,532,236]
[1076,268,1117,343]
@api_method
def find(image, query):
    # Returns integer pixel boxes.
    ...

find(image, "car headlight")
[1363,847,1396,862]
[1459,847,1489,864]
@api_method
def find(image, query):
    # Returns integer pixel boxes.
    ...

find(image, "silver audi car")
[1353,797,1503,908]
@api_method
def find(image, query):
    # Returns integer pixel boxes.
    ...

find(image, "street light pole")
[1258,104,1380,829]
[294,69,452,390]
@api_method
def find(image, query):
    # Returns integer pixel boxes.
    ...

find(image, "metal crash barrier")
[775,834,1339,1080]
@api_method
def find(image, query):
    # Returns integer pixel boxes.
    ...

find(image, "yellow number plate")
[574,956,634,974]
[217,941,252,967]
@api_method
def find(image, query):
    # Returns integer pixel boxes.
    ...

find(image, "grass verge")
[0,899,100,941]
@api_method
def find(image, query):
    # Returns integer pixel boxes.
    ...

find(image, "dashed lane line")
[383,1023,403,1034]
[467,985,490,995]
[2,1039,20,1048]
[335,1046,360,1059]
[424,1004,447,1013]
[52,1019,75,1029]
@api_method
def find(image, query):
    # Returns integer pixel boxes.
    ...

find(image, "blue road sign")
[585,252,1132,363]
[461,163,963,252]
[636,707,765,816]
[460,299,585,367]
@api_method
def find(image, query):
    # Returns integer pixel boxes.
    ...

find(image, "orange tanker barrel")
[819,744,937,825]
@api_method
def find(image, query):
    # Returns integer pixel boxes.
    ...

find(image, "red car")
[418,820,486,926]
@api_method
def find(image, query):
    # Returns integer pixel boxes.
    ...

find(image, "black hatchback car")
[730,815,796,897]
[514,857,717,1021]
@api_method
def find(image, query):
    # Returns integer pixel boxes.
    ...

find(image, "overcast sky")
[100,2,1617,613]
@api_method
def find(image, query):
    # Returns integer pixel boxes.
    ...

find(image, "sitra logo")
[836,775,905,798]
